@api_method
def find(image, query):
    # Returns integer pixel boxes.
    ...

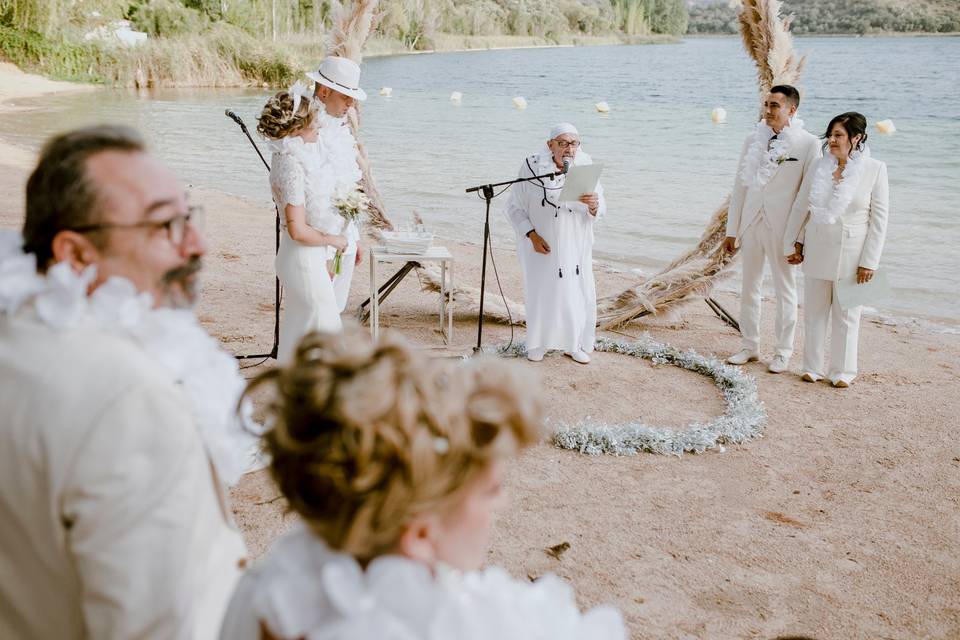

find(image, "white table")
[369,245,453,343]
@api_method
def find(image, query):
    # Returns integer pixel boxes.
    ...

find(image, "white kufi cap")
[549,123,579,139]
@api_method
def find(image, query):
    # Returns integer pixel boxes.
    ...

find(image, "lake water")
[2,36,958,324]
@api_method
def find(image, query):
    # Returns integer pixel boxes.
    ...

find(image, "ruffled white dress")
[269,137,345,363]
[219,523,626,640]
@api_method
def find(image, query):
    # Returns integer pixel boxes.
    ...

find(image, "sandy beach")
[1,64,958,639]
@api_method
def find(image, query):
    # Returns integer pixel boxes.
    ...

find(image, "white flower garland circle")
[500,336,766,456]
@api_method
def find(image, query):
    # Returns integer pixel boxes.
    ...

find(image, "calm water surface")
[2,36,958,322]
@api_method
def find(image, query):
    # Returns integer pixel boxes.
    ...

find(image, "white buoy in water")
[711,107,727,123]
[512,96,527,110]
[450,91,462,104]
[380,87,392,97]
[876,119,896,134]
[595,101,610,113]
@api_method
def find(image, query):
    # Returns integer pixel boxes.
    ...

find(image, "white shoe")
[831,376,853,388]
[726,349,759,365]
[526,347,545,362]
[564,349,591,364]
[767,355,789,374]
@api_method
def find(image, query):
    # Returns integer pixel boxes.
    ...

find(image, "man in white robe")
[723,85,820,373]
[505,123,605,364]
[308,56,367,312]
[0,126,247,639]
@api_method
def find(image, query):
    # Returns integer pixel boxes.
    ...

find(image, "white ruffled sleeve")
[270,153,306,210]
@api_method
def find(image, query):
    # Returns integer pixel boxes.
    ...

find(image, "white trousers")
[276,233,341,363]
[803,277,861,383]
[738,218,799,357]
[332,247,356,313]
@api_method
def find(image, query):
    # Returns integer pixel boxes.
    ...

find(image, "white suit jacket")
[783,157,889,281]
[0,310,247,640]
[726,129,821,242]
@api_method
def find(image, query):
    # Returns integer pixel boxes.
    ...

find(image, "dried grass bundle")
[738,0,806,105]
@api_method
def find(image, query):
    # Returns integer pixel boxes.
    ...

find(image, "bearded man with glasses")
[0,125,250,639]
[504,123,605,365]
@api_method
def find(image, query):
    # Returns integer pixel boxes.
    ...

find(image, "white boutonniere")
[776,155,799,165]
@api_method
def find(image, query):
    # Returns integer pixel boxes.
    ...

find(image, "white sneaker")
[831,376,854,388]
[526,347,546,362]
[564,349,591,364]
[726,349,759,365]
[767,355,789,374]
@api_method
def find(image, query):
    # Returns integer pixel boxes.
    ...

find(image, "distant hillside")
[687,0,960,34]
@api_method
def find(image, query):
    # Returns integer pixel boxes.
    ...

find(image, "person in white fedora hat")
[307,56,368,312]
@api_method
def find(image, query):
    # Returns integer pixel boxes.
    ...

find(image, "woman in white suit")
[784,112,889,387]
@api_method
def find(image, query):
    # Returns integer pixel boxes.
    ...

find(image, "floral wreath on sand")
[0,232,259,485]
[500,336,766,456]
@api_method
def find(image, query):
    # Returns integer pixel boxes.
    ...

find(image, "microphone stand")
[465,165,567,354]
[225,109,280,361]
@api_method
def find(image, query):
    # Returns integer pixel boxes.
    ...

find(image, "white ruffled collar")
[268,135,321,164]
[316,112,362,197]
[739,116,806,189]
[251,524,626,640]
[808,146,871,225]
[0,232,259,486]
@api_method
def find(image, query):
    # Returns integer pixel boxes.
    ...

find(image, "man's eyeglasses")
[69,206,204,246]
[553,139,581,149]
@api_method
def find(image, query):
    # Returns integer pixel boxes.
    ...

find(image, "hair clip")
[433,436,450,455]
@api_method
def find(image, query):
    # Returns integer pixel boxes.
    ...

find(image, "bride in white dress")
[220,330,626,640]
[258,84,347,363]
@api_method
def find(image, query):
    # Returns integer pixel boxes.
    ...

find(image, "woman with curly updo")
[258,83,347,363]
[219,331,626,640]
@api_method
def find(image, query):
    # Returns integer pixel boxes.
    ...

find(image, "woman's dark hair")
[822,112,868,154]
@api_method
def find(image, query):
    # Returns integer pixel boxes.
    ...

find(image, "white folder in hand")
[835,269,890,310]
[558,163,604,202]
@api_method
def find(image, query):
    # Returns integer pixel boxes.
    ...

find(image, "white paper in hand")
[558,163,604,202]
[835,269,890,310]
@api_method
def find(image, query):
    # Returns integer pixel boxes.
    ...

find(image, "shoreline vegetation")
[2,0,957,89]
[0,0,689,88]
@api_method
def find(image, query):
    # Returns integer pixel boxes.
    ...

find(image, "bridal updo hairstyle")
[257,90,317,140]
[822,112,868,154]
[245,330,541,563]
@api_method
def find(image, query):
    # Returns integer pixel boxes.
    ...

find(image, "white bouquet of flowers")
[332,184,369,275]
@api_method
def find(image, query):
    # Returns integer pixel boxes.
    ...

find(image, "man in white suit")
[0,126,246,639]
[309,56,367,312]
[723,85,821,373]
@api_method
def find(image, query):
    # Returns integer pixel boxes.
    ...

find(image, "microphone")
[224,109,243,126]
[562,158,572,174]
